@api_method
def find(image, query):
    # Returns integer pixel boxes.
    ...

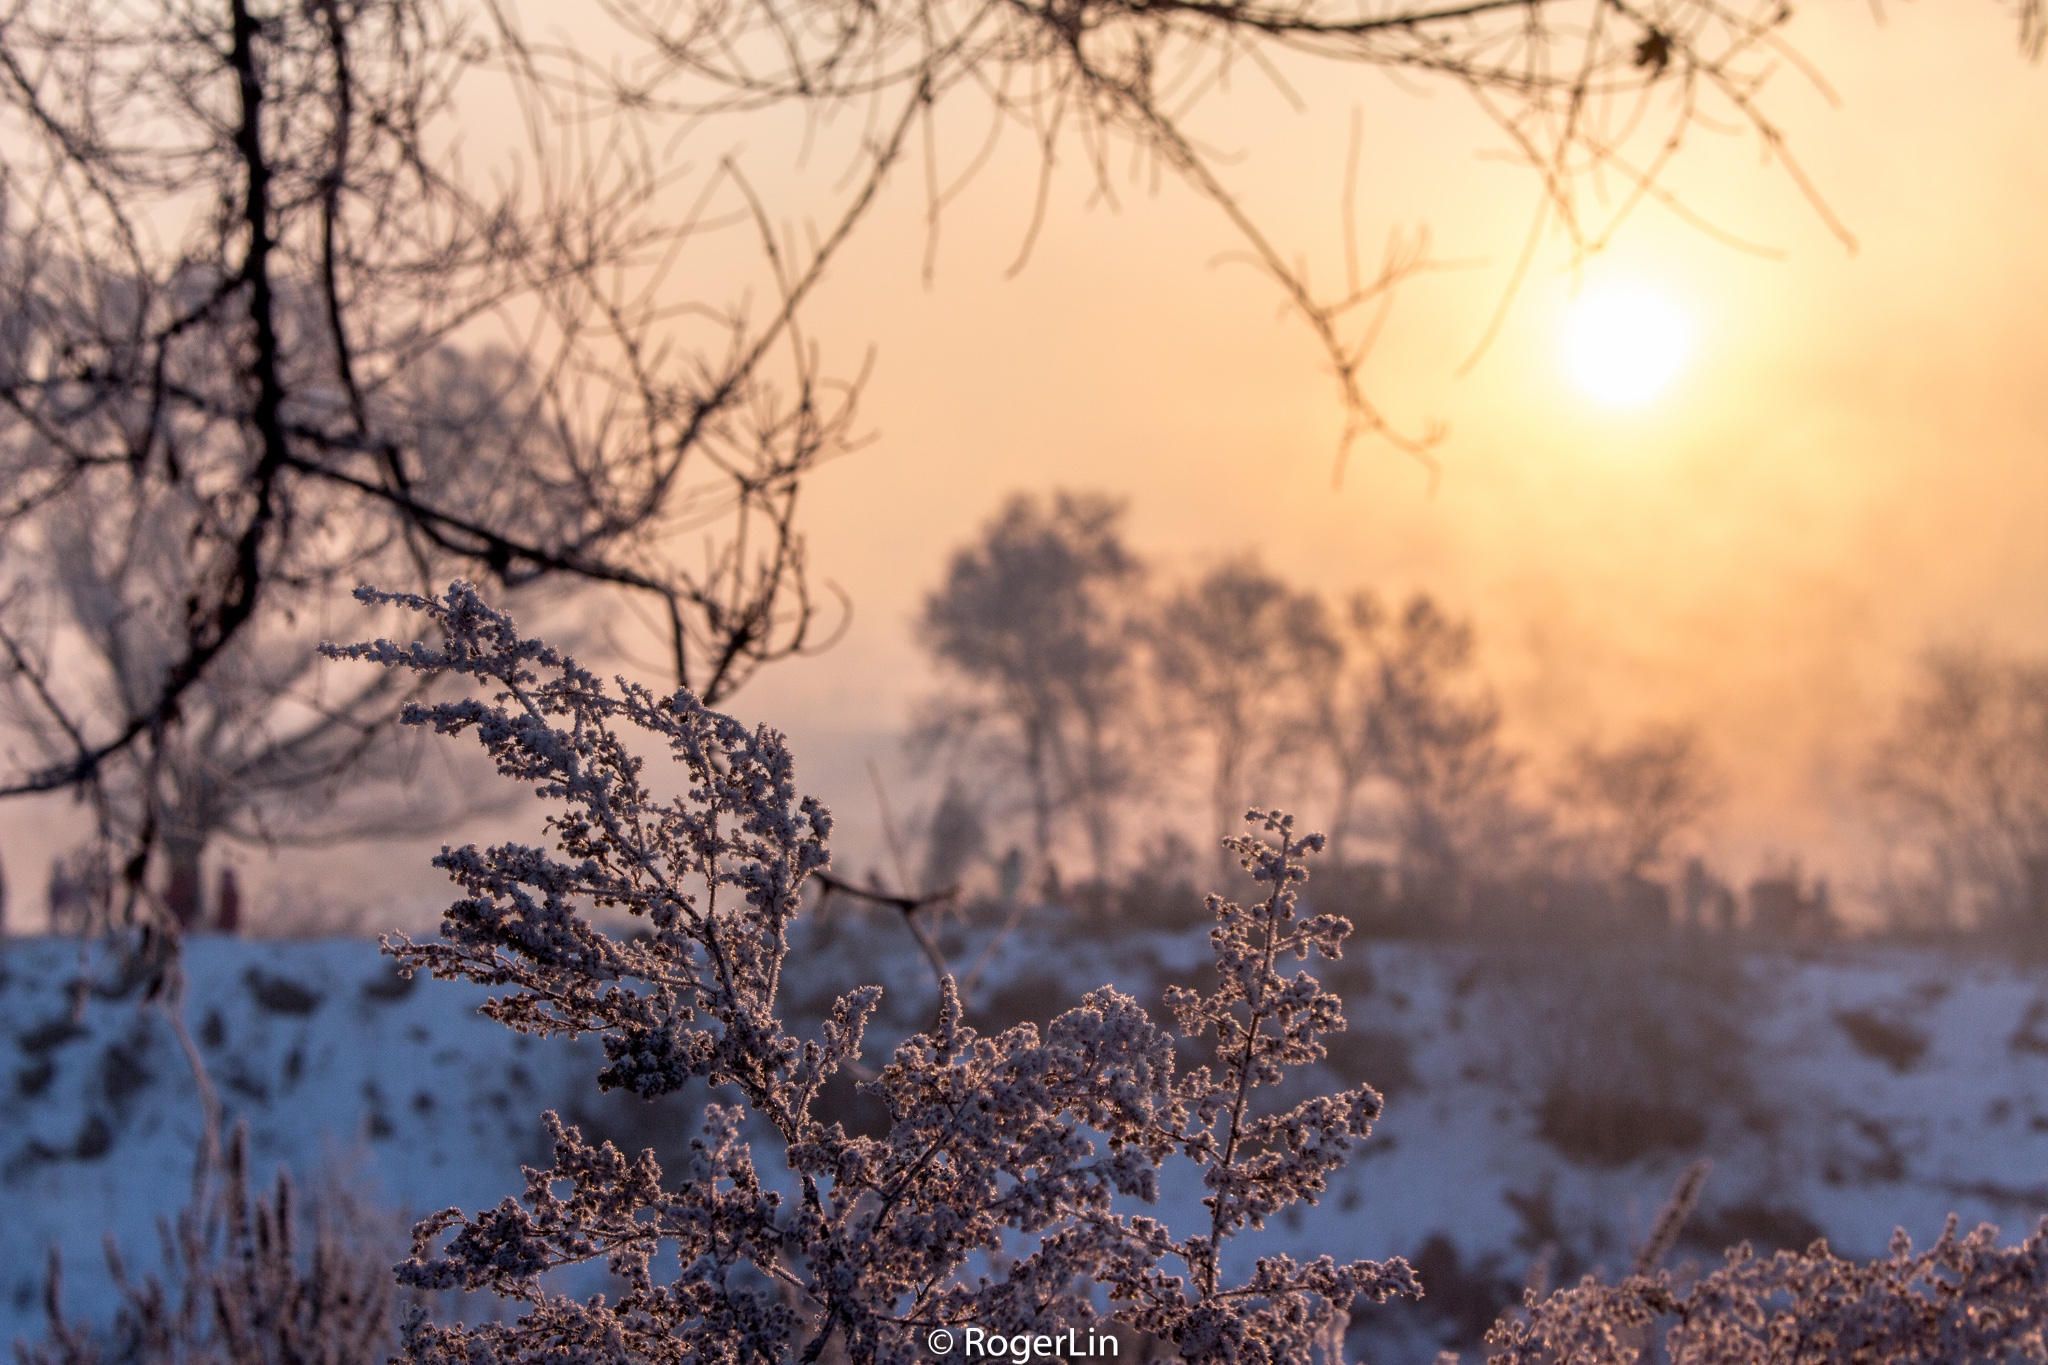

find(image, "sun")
[1562,283,1695,407]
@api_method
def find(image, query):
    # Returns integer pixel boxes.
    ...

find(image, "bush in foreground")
[324,583,1415,1365]
[1490,1218,2048,1363]
[304,584,2048,1365]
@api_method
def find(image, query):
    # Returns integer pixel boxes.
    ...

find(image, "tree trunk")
[1026,721,1055,897]
[1328,777,1359,869]
[164,835,206,931]
[216,866,243,935]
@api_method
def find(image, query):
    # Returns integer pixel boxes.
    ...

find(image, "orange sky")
[701,2,2048,914]
[12,2,2035,929]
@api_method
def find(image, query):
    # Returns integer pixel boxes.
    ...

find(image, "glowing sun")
[1562,284,1695,407]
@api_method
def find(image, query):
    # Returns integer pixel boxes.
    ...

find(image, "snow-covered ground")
[5,924,2047,1356]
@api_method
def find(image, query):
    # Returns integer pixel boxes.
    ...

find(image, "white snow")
[5,927,2047,1355]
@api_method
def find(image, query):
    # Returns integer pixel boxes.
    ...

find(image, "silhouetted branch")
[814,869,960,997]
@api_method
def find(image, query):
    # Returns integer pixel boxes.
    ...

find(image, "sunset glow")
[1562,284,1696,406]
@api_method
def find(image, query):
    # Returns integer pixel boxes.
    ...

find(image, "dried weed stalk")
[19,1124,405,1365]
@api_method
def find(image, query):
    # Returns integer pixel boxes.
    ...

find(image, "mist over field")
[715,1,2048,913]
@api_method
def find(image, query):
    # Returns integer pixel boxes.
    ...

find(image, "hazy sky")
[702,1,2048,911]
[11,2,2036,930]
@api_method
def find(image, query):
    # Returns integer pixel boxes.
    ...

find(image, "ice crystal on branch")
[325,583,1416,1365]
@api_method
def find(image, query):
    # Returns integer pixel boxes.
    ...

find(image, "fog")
[709,1,2048,920]
[1,1,2041,932]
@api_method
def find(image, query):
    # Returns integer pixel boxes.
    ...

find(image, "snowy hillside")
[6,925,2048,1356]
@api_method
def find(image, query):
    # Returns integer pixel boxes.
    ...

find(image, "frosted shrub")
[20,1124,404,1365]
[1490,1217,2048,1364]
[322,584,1416,1365]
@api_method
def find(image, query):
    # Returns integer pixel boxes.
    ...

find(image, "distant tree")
[1293,589,1527,906]
[5,490,490,933]
[1868,647,2048,930]
[0,0,851,932]
[917,778,990,899]
[913,491,1146,886]
[1297,590,1390,869]
[1152,557,1335,883]
[1359,595,1523,918]
[1555,723,1721,882]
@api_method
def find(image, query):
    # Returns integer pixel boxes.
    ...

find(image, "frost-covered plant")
[1487,1216,2048,1364]
[321,582,1417,1365]
[20,1123,405,1365]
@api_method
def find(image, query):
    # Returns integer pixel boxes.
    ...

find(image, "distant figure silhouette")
[216,867,242,936]
[166,858,202,931]
[46,858,85,936]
